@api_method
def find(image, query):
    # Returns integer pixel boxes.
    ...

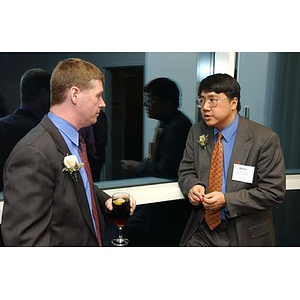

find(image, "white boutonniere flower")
[62,154,84,181]
[197,134,209,150]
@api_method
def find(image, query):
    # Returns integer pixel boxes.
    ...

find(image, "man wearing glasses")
[120,77,192,246]
[121,77,192,179]
[178,73,286,246]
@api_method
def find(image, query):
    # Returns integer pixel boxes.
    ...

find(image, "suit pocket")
[249,221,272,239]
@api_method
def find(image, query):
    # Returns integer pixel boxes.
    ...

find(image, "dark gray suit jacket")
[178,115,286,246]
[1,116,110,246]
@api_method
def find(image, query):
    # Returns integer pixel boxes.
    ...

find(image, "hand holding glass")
[111,192,131,246]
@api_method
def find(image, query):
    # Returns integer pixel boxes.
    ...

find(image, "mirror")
[0,52,199,186]
[0,52,299,190]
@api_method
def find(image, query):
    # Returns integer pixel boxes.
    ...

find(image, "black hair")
[198,73,241,111]
[144,77,180,109]
[20,68,51,104]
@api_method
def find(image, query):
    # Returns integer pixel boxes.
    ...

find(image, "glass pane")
[238,52,300,173]
[269,53,300,172]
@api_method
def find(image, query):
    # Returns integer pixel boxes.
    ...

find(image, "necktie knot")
[79,134,85,148]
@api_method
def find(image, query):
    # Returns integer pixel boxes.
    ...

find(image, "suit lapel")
[226,116,253,192]
[73,176,97,236]
[198,125,214,187]
[41,116,96,236]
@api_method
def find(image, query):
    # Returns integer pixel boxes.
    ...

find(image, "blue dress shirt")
[48,112,96,230]
[214,114,239,219]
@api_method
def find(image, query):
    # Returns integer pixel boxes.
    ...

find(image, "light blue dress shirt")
[214,113,239,219]
[48,112,96,231]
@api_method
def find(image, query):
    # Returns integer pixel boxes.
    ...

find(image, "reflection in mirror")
[0,66,51,191]
[0,52,147,187]
[0,52,201,187]
[120,77,192,181]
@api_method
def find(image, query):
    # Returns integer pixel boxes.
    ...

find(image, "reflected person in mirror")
[1,58,136,246]
[121,77,192,179]
[120,77,192,246]
[178,73,286,246]
[0,68,51,191]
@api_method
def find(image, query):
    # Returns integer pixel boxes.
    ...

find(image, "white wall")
[237,52,272,126]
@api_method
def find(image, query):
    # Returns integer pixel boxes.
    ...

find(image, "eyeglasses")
[144,93,153,103]
[195,97,228,108]
[144,94,158,106]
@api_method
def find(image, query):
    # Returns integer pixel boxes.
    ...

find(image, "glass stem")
[118,226,124,240]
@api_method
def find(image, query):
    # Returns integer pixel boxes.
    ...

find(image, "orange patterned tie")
[205,132,223,230]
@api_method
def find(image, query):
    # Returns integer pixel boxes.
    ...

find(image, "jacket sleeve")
[2,145,54,246]
[94,185,111,214]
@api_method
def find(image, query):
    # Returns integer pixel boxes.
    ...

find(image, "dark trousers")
[186,219,239,247]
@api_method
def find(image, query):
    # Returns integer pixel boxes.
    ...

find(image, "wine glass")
[111,192,131,246]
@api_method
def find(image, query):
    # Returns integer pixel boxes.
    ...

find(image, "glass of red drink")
[111,192,130,246]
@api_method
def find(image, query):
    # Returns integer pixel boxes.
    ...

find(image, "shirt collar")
[47,112,79,146]
[214,113,239,143]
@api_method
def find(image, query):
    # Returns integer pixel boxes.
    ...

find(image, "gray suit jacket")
[1,116,110,246]
[178,115,286,246]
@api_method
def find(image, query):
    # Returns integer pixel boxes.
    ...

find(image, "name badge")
[232,163,255,184]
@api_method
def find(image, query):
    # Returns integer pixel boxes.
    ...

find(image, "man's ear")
[231,97,238,110]
[70,86,80,105]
